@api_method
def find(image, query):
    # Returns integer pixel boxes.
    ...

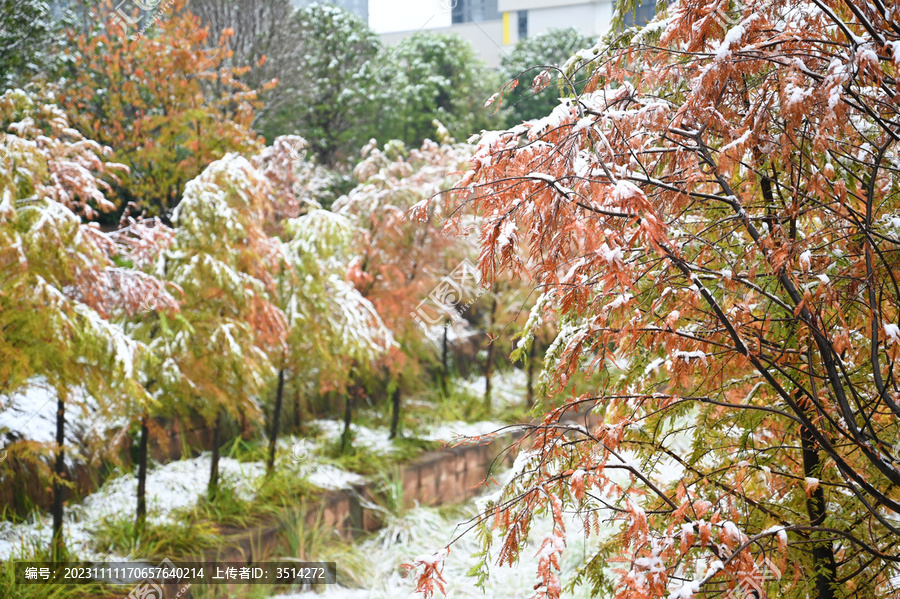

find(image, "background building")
[286,0,655,69]
[371,0,656,68]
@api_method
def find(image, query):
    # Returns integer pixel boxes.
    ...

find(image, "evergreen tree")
[381,33,502,147]
[257,3,383,166]
[499,27,595,124]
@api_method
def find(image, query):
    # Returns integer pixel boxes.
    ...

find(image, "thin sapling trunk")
[136,416,149,530]
[267,366,286,474]
[51,390,66,559]
[208,411,222,501]
[294,380,301,431]
[341,388,356,454]
[526,338,536,408]
[389,385,401,440]
[441,318,449,392]
[484,293,498,411]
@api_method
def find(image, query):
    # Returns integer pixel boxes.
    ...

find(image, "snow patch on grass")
[0,454,264,561]
[271,484,613,599]
[456,368,529,408]
[0,378,124,449]
[306,464,365,491]
[311,419,396,454]
[0,446,368,561]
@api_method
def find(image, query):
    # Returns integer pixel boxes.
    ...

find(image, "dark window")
[623,0,655,27]
[452,1,464,24]
[452,0,500,24]
[517,10,527,39]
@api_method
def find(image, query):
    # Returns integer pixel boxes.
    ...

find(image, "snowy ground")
[0,372,521,567]
[457,368,529,409]
[0,453,264,561]
[416,419,509,444]
[0,418,509,562]
[270,471,615,599]
[308,414,509,450]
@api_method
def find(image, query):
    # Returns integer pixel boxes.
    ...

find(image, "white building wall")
[369,0,452,34]
[499,0,593,10]
[380,19,507,68]
[524,1,614,38]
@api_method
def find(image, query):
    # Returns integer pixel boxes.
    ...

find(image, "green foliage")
[251,467,317,509]
[178,477,257,528]
[276,506,371,588]
[57,2,264,220]
[89,514,219,559]
[0,0,70,89]
[499,28,595,123]
[433,384,493,423]
[381,32,502,146]
[222,436,269,464]
[258,3,383,165]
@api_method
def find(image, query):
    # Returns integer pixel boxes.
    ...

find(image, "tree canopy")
[57,1,264,221]
[382,32,502,147]
[499,27,595,124]
[252,2,383,165]
[411,1,900,598]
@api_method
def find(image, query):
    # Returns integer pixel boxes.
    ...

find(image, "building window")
[623,0,655,27]
[452,0,500,24]
[452,1,464,24]
[517,10,527,40]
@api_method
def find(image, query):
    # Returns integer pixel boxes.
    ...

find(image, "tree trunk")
[267,367,286,475]
[801,426,837,599]
[526,338,536,407]
[294,380,301,431]
[51,391,65,559]
[484,294,498,411]
[240,410,249,440]
[341,390,355,454]
[389,385,401,440]
[136,416,149,530]
[441,318,449,391]
[208,411,222,501]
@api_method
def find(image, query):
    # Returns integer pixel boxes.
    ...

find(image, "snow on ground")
[305,464,365,491]
[0,372,527,565]
[270,474,614,599]
[311,419,397,454]
[0,454,265,561]
[0,445,366,561]
[310,418,508,449]
[457,368,529,409]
